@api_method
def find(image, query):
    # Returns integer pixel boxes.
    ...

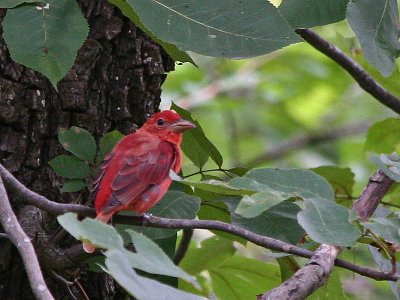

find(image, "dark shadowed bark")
[0,0,174,298]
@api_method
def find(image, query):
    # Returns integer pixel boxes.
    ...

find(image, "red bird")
[83,110,195,253]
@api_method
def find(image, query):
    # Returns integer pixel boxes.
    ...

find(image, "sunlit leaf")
[310,166,355,198]
[364,118,400,153]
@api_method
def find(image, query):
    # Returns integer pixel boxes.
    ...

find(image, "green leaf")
[235,191,287,218]
[60,179,86,193]
[179,178,253,196]
[124,230,198,286]
[2,0,89,88]
[127,190,201,239]
[277,256,299,281]
[49,155,90,179]
[310,166,355,198]
[347,0,400,76]
[172,103,223,168]
[229,168,361,246]
[297,199,360,247]
[107,0,195,64]
[209,256,280,300]
[126,0,300,58]
[279,0,348,28]
[59,127,96,163]
[363,217,400,245]
[0,0,37,8]
[365,118,400,153]
[231,201,305,244]
[180,236,235,275]
[104,250,205,300]
[98,130,124,162]
[57,213,124,250]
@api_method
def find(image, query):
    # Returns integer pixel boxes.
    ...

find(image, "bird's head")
[141,110,195,144]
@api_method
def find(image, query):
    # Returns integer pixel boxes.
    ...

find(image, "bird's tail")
[83,212,112,253]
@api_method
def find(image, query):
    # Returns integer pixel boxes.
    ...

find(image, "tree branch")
[296,29,400,115]
[248,121,369,166]
[260,170,394,299]
[0,164,397,282]
[0,175,54,300]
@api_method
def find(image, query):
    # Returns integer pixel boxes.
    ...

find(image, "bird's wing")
[99,140,178,214]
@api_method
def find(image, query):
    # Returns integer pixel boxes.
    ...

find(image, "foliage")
[4,0,400,298]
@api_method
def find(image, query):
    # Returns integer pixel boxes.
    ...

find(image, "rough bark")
[0,0,174,298]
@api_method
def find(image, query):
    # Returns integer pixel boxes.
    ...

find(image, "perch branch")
[259,170,394,299]
[296,28,400,115]
[0,164,397,281]
[0,175,54,300]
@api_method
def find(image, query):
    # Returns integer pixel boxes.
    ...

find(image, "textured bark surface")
[0,0,174,298]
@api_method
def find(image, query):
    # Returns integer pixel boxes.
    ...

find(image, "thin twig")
[0,163,396,281]
[173,228,193,265]
[0,175,54,300]
[296,29,400,115]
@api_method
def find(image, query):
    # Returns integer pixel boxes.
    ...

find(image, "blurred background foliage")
[161,21,399,299]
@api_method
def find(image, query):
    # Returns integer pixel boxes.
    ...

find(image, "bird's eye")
[157,118,165,126]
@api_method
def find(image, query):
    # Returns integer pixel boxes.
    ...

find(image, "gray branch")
[0,175,54,300]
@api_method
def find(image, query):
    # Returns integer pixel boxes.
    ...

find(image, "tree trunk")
[0,1,174,298]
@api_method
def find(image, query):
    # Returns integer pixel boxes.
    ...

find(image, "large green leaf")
[126,0,300,58]
[364,118,400,153]
[104,250,205,300]
[58,213,199,287]
[2,0,89,88]
[279,0,348,28]
[229,168,361,246]
[172,103,223,168]
[0,0,37,8]
[126,190,201,239]
[107,0,195,64]
[209,256,280,300]
[231,201,305,244]
[234,191,287,218]
[59,127,96,163]
[49,155,90,179]
[347,0,400,76]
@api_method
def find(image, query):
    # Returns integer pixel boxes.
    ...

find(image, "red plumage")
[83,110,195,253]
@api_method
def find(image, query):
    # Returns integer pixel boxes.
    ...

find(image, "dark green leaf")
[209,256,280,300]
[49,155,90,179]
[59,127,96,163]
[364,118,400,153]
[0,0,37,8]
[172,103,223,168]
[126,0,300,58]
[107,0,195,64]
[98,130,124,163]
[277,256,299,281]
[60,179,86,193]
[3,0,89,87]
[347,0,400,76]
[310,166,355,198]
[128,190,201,239]
[232,201,305,244]
[230,168,361,246]
[279,0,348,28]
[104,250,205,300]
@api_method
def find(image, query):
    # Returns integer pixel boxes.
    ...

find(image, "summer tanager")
[83,110,195,253]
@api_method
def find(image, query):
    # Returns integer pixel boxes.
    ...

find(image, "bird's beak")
[171,119,196,133]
